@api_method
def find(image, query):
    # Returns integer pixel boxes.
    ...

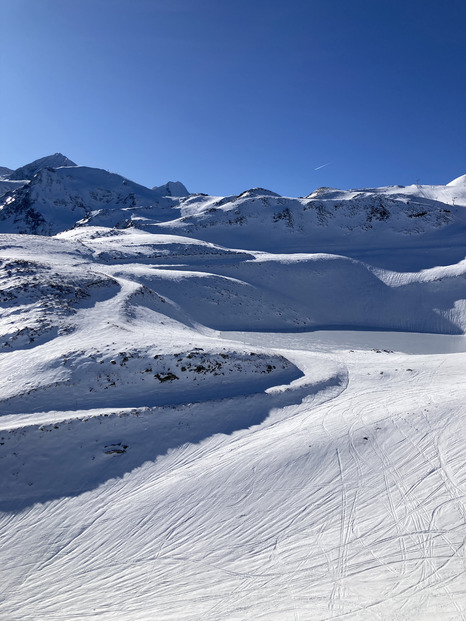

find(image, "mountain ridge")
[1,155,465,256]
[7,153,78,181]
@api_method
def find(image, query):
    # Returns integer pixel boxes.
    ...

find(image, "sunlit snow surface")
[1,330,466,620]
[1,170,466,619]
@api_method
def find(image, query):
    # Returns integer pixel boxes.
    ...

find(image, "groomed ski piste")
[1,155,466,620]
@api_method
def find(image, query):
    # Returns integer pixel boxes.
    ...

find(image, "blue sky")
[2,0,465,196]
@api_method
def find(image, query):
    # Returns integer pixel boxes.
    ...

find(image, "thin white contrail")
[314,162,331,170]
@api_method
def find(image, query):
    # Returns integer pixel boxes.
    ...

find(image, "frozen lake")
[221,329,466,355]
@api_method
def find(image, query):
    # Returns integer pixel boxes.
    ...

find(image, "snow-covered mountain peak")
[151,181,189,197]
[0,165,181,235]
[446,173,466,187]
[8,153,77,181]
[237,187,281,199]
[306,186,341,199]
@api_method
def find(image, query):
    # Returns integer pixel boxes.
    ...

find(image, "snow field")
[0,340,465,619]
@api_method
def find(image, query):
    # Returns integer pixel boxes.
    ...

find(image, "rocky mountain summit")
[7,153,77,181]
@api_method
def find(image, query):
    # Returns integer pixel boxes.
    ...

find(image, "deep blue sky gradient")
[2,0,466,195]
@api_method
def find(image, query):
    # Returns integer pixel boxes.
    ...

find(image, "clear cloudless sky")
[1,0,466,196]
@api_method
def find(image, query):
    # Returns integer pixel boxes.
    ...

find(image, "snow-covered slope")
[0,234,303,415]
[0,166,183,235]
[149,182,466,258]
[1,158,466,620]
[78,176,466,272]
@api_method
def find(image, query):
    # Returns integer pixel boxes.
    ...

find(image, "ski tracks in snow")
[1,341,466,620]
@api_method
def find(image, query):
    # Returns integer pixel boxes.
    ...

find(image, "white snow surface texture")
[1,156,466,620]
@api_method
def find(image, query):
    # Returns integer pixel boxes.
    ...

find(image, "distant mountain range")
[1,154,465,257]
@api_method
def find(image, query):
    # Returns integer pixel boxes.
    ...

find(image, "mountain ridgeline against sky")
[0,154,465,253]
[6,153,77,180]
